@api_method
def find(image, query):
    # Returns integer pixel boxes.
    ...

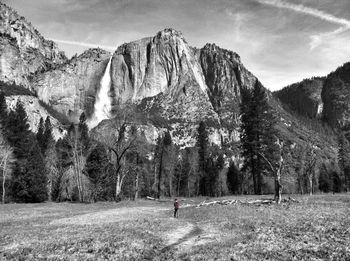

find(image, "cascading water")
[88,56,113,129]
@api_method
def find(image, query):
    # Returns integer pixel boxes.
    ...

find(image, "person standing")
[174,198,179,218]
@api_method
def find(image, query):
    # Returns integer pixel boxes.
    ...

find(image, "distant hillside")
[322,62,350,129]
[274,77,325,119]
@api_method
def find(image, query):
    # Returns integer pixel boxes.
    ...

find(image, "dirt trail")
[50,206,169,225]
[162,222,203,252]
[51,204,213,253]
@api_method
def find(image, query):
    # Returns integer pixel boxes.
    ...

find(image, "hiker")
[174,198,179,218]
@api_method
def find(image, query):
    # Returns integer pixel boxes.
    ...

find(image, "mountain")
[0,2,67,88]
[274,77,325,119]
[0,3,340,193]
[322,62,350,129]
[32,48,111,121]
[27,28,258,147]
[274,62,350,131]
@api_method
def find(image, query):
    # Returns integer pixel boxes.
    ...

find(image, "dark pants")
[174,208,178,218]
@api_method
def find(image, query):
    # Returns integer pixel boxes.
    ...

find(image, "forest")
[0,80,349,204]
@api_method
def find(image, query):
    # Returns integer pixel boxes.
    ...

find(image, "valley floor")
[0,194,349,260]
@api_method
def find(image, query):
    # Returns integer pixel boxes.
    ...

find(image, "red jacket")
[174,201,179,209]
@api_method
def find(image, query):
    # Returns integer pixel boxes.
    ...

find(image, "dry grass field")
[0,194,349,260]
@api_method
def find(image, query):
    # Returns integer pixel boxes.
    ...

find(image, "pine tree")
[42,116,58,201]
[240,81,279,195]
[0,92,8,129]
[26,143,48,202]
[43,116,54,151]
[318,164,332,193]
[78,112,89,152]
[227,161,241,194]
[196,121,209,195]
[11,141,47,202]
[338,133,350,191]
[6,100,31,159]
[85,143,109,202]
[197,121,208,173]
[36,117,45,153]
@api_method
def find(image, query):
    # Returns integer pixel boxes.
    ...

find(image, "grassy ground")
[0,194,349,260]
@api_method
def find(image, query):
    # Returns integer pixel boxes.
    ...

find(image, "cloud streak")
[256,0,350,26]
[256,0,350,49]
[51,39,115,51]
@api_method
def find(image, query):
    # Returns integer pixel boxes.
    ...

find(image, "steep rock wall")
[0,3,67,88]
[32,49,111,121]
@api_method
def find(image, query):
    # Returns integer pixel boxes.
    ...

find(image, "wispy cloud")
[256,0,350,49]
[51,39,115,51]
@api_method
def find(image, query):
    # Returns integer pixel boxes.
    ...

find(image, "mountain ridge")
[0,2,341,193]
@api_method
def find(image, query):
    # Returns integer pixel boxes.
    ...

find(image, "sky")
[3,0,350,91]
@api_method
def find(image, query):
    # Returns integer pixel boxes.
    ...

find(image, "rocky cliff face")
[322,63,350,129]
[199,43,256,126]
[32,48,111,121]
[0,2,67,88]
[274,77,324,119]
[5,95,65,140]
[111,29,208,104]
[0,2,340,193]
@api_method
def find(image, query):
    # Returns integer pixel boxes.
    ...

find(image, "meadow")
[0,194,349,260]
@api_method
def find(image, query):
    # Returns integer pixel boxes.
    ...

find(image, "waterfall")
[88,56,113,129]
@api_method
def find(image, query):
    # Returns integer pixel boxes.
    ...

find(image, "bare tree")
[0,133,15,204]
[95,116,138,201]
[63,123,91,202]
[259,138,284,204]
[305,145,317,195]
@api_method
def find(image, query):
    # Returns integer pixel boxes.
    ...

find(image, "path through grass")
[0,194,349,260]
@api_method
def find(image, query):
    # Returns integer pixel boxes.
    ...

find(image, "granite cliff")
[0,3,341,193]
[0,2,67,88]
[322,63,350,129]
[274,77,324,119]
[32,48,111,121]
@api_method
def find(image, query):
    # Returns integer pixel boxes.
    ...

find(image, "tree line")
[0,80,348,203]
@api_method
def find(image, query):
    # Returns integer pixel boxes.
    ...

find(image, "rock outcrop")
[199,43,256,126]
[0,2,67,88]
[111,29,208,103]
[274,77,324,119]
[5,95,65,140]
[32,48,111,121]
[322,63,350,129]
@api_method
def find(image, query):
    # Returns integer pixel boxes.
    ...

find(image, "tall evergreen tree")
[153,131,174,198]
[78,112,89,152]
[85,143,109,201]
[42,116,58,201]
[227,161,241,194]
[240,81,278,194]
[6,100,31,159]
[36,117,45,153]
[43,116,54,151]
[197,121,208,173]
[338,133,350,191]
[11,141,47,202]
[196,121,209,196]
[0,92,8,129]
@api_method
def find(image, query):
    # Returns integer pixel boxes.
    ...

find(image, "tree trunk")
[169,172,173,197]
[134,172,139,200]
[157,148,163,199]
[275,169,282,204]
[115,172,125,201]
[309,174,313,196]
[2,160,7,204]
[251,155,257,194]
